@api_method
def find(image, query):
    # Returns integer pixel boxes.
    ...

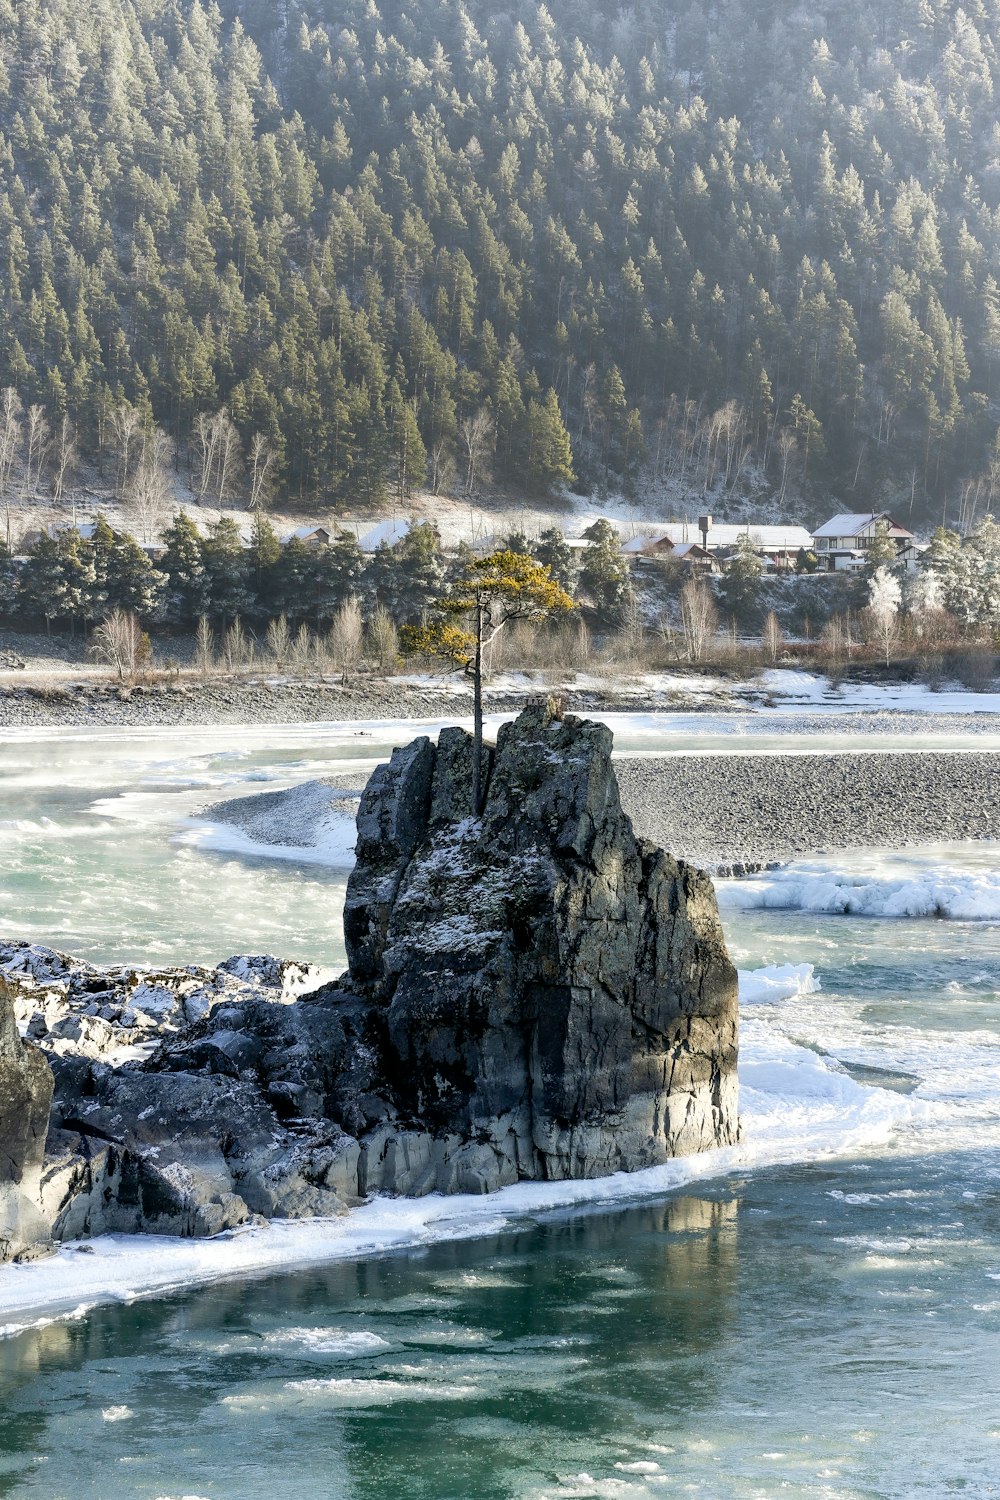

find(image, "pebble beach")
[615,752,1000,868]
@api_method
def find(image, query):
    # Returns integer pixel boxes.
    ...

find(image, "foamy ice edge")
[0,965,919,1335]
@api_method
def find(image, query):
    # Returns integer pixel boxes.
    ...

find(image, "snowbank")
[738,962,819,1004]
[182,779,359,868]
[0,1018,915,1332]
[719,857,1000,920]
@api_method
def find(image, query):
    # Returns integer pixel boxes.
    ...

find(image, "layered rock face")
[343,702,739,1191]
[17,701,739,1240]
[0,983,54,1261]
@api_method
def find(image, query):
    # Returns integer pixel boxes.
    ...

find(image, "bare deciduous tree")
[460,408,493,497]
[194,408,243,508]
[821,612,848,660]
[366,604,399,673]
[679,577,718,662]
[0,388,23,548]
[612,591,645,668]
[193,411,219,502]
[23,405,50,498]
[290,623,313,673]
[265,613,292,669]
[428,436,455,496]
[111,402,142,498]
[195,615,215,675]
[52,415,78,515]
[248,433,273,511]
[776,426,797,504]
[762,610,783,664]
[89,609,150,681]
[126,428,173,543]
[215,410,241,509]
[223,617,253,672]
[326,597,364,683]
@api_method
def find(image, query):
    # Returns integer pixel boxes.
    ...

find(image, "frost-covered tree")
[867,566,903,664]
[533,527,577,593]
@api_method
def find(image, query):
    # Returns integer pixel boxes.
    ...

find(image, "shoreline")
[3,664,1000,733]
[201,751,1000,873]
[616,752,1000,869]
[0,984,903,1331]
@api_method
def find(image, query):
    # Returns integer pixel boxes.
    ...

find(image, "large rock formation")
[343,702,739,1189]
[14,701,739,1241]
[0,982,54,1261]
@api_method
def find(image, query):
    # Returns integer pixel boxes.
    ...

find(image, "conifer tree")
[161,512,210,625]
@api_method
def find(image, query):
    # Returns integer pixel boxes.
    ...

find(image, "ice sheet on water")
[177,810,358,869]
[260,1328,390,1357]
[738,962,819,1004]
[757,668,1000,715]
[720,857,1000,920]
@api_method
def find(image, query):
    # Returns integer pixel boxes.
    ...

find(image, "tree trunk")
[472,600,484,815]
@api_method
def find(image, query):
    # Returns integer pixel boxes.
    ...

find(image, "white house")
[811,512,915,572]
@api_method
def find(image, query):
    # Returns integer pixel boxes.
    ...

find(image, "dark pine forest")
[3,1,1000,522]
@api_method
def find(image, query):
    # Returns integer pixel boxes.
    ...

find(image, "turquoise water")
[1,1147,999,1498]
[1,722,1000,1497]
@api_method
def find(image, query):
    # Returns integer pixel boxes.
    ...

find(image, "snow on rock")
[0,940,331,1064]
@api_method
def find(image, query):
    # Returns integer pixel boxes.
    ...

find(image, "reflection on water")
[0,1169,998,1498]
[0,1196,743,1500]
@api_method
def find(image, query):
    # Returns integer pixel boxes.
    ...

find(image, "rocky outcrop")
[0,982,55,1261]
[30,700,739,1240]
[341,703,739,1190]
[1,942,330,1066]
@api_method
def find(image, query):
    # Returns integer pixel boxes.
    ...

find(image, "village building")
[358,518,411,553]
[618,520,812,572]
[811,512,916,571]
[620,533,719,574]
[285,524,332,547]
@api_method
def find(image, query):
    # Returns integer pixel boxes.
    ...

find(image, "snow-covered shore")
[0,961,912,1333]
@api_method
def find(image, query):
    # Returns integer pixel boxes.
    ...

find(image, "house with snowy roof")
[358,518,411,552]
[811,512,915,572]
[620,532,718,574]
[619,520,811,571]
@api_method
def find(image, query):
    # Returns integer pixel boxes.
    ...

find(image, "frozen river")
[1,707,1000,1497]
[3,707,1000,969]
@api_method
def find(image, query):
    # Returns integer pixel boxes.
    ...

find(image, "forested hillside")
[4,0,1000,522]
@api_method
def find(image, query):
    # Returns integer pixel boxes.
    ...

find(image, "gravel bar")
[615,753,1000,869]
